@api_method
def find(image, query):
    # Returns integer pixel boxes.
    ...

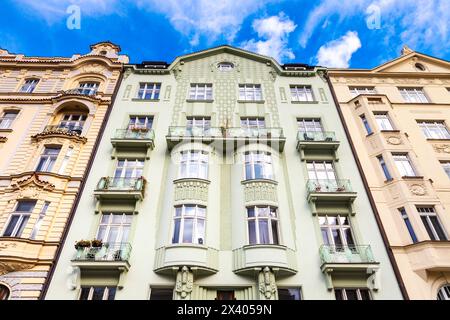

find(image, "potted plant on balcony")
[91,239,103,248]
[74,240,91,250]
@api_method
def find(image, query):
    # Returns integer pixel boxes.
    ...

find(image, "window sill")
[401,175,424,180]
[166,243,208,249]
[241,178,278,185]
[237,100,265,104]
[186,99,214,103]
[243,244,286,249]
[131,98,160,102]
[365,132,374,137]
[384,178,394,183]
[426,138,450,142]
[291,100,319,104]
[380,130,400,133]
[0,128,13,133]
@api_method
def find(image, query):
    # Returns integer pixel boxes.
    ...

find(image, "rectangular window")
[335,288,371,300]
[36,147,60,172]
[349,86,376,97]
[278,288,302,300]
[58,146,73,175]
[297,118,323,133]
[441,162,450,179]
[244,151,274,180]
[137,83,161,100]
[241,118,266,129]
[30,201,50,240]
[399,87,428,103]
[417,121,450,139]
[3,200,36,237]
[59,114,86,134]
[392,153,416,177]
[189,83,213,100]
[0,111,19,129]
[360,114,372,135]
[238,84,262,101]
[78,82,98,95]
[172,205,206,245]
[374,112,394,131]
[113,159,144,188]
[291,85,314,102]
[186,117,211,136]
[179,150,208,179]
[417,206,447,241]
[399,208,418,243]
[79,287,116,300]
[150,288,173,300]
[247,206,279,245]
[377,155,392,181]
[307,161,337,181]
[96,213,132,244]
[128,116,153,129]
[319,215,355,247]
[20,79,39,93]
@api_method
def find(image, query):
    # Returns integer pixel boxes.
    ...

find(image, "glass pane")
[345,289,358,300]
[248,220,257,244]
[327,216,337,225]
[3,215,20,236]
[247,207,255,218]
[278,288,301,300]
[184,206,195,216]
[96,225,107,241]
[16,201,36,212]
[107,227,119,243]
[259,220,270,244]
[245,164,253,179]
[121,226,130,243]
[254,163,263,179]
[175,207,182,217]
[344,228,355,247]
[172,219,180,243]
[107,287,116,300]
[429,216,447,240]
[271,220,279,245]
[321,229,331,245]
[334,289,343,300]
[112,214,123,224]
[91,287,105,300]
[15,215,29,237]
[150,288,173,300]
[196,219,205,244]
[359,289,371,300]
[79,288,91,300]
[182,218,193,243]
[332,229,343,247]
[36,158,47,171]
[421,216,436,240]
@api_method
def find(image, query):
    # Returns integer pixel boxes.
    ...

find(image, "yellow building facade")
[329,47,450,299]
[0,42,128,299]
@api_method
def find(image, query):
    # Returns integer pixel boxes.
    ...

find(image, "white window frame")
[392,153,417,177]
[291,85,314,102]
[438,285,450,300]
[0,110,19,129]
[241,118,266,129]
[307,161,337,181]
[244,151,274,180]
[189,83,213,100]
[20,79,39,93]
[96,213,132,244]
[417,206,448,241]
[349,86,376,97]
[239,84,262,101]
[35,147,60,172]
[78,82,99,95]
[30,201,50,240]
[59,114,86,131]
[399,87,429,103]
[297,118,323,133]
[417,121,450,139]
[374,112,394,131]
[172,205,206,245]
[128,116,153,129]
[217,62,234,71]
[137,82,161,100]
[79,286,116,300]
[441,162,450,179]
[247,206,280,245]
[2,201,36,237]
[179,150,209,180]
[114,159,145,179]
[319,215,355,247]
[335,288,371,300]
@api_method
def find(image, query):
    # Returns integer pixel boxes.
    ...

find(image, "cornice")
[31,130,87,144]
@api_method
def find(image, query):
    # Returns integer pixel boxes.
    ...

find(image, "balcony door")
[186,117,211,136]
[96,213,132,245]
[307,161,336,181]
[59,114,86,134]
[113,159,144,188]
[319,215,355,251]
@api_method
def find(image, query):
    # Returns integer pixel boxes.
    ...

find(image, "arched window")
[217,62,234,71]
[438,285,450,300]
[415,63,426,71]
[0,284,10,300]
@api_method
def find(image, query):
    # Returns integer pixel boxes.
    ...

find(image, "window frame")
[128,116,153,129]
[137,82,161,100]
[0,110,19,129]
[79,286,116,300]
[217,62,234,71]
[398,87,429,103]
[319,215,355,248]
[417,121,450,139]
[2,200,36,237]
[374,112,395,131]
[335,288,371,300]
[114,158,145,179]
[179,150,209,180]
[19,78,39,93]
[96,213,132,244]
[78,82,99,95]
[290,85,315,102]
[360,114,373,135]
[392,153,417,177]
[349,86,377,97]
[306,161,337,181]
[399,207,418,243]
[377,155,392,181]
[244,151,274,180]
[438,285,450,300]
[417,206,448,241]
[172,204,206,245]
[297,118,323,133]
[246,206,280,245]
[238,84,263,101]
[441,161,450,179]
[188,83,213,101]
[35,146,61,172]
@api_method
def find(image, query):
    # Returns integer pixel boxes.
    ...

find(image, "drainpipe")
[325,72,409,300]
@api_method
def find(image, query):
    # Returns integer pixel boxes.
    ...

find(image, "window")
[377,155,392,181]
[0,110,19,129]
[417,206,447,241]
[360,114,372,135]
[59,114,86,133]
[189,84,213,100]
[78,82,98,95]
[297,118,323,133]
[97,213,132,244]
[415,63,426,71]
[392,153,416,177]
[137,83,161,100]
[113,159,144,188]
[307,161,336,181]
[79,286,116,300]
[216,291,235,300]
[399,87,428,103]
[241,118,266,130]
[374,113,394,131]
[217,62,234,71]
[417,121,450,139]
[0,284,9,300]
[3,200,36,237]
[319,215,355,248]
[150,288,173,300]
[36,147,60,172]
[244,151,274,180]
[186,117,211,135]
[441,162,450,178]
[291,85,314,102]
[399,208,418,243]
[349,86,376,97]
[438,285,450,300]
[278,288,302,300]
[58,146,73,175]
[20,79,39,93]
[335,288,371,300]
[172,205,206,245]
[239,84,262,101]
[247,206,279,245]
[128,116,153,129]
[179,150,208,179]
[30,202,50,240]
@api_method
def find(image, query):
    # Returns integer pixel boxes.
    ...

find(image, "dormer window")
[20,79,39,93]
[217,62,234,71]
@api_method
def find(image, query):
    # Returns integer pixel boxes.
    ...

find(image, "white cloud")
[316,31,361,67]
[240,13,296,62]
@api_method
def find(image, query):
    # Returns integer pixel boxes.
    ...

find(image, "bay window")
[247,206,279,245]
[172,205,206,245]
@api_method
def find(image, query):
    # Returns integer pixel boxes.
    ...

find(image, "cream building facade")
[0,42,128,299]
[329,47,450,299]
[45,46,403,300]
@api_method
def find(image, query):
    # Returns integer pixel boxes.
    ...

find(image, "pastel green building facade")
[45,46,403,300]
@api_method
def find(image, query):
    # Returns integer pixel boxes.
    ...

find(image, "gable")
[374,53,450,74]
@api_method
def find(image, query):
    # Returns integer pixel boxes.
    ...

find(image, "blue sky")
[0,0,449,68]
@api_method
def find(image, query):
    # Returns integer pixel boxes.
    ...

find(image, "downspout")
[40,67,125,299]
[324,72,410,300]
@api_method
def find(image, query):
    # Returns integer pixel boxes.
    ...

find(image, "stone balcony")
[306,179,357,215]
[403,240,450,272]
[111,128,155,159]
[296,131,340,160]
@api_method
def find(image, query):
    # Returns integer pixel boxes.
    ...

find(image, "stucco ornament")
[433,144,450,154]
[410,184,426,196]
[386,136,402,145]
[258,267,277,300]
[175,266,193,299]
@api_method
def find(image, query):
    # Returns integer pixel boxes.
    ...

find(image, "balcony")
[31,125,86,143]
[226,127,285,152]
[63,88,97,96]
[233,245,297,276]
[296,131,339,160]
[319,245,380,289]
[166,126,222,150]
[94,177,145,201]
[111,128,155,158]
[154,245,219,275]
[306,179,357,215]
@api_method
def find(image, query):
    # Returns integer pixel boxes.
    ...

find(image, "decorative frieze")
[243,180,278,203]
[173,178,209,202]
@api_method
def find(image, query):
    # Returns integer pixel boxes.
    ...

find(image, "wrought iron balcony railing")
[64,88,98,96]
[297,131,336,142]
[226,127,284,139]
[43,125,83,135]
[73,242,132,262]
[96,177,145,191]
[319,245,376,264]
[306,179,353,193]
[113,128,155,140]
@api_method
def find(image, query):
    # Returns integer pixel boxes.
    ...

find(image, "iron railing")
[113,128,155,140]
[226,127,284,138]
[73,242,132,262]
[42,125,83,135]
[306,179,353,193]
[297,131,336,142]
[319,245,376,264]
[96,177,145,191]
[64,88,97,96]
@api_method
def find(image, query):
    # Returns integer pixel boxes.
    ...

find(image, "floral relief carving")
[0,243,17,250]
[0,261,35,276]
[244,181,277,203]
[410,184,427,196]
[433,144,450,154]
[174,179,209,202]
[386,136,402,145]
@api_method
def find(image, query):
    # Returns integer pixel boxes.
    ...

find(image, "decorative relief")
[244,180,277,203]
[174,179,209,202]
[77,63,107,75]
[0,261,34,276]
[31,130,87,144]
[409,184,427,196]
[433,144,450,154]
[175,266,193,299]
[0,136,7,143]
[386,136,402,145]
[258,267,277,300]
[0,243,17,250]
[11,173,55,192]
